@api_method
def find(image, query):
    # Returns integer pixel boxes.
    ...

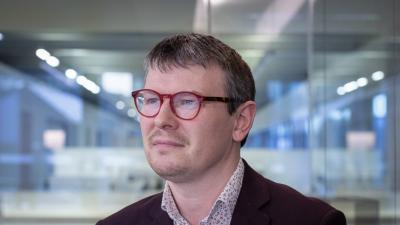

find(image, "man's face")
[140,65,239,183]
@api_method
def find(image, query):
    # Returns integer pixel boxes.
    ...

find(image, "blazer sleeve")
[319,209,347,225]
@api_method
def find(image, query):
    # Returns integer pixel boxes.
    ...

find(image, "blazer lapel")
[230,160,271,225]
[145,193,174,225]
[153,211,173,225]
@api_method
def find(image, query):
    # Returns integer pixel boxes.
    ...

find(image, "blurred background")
[0,0,399,224]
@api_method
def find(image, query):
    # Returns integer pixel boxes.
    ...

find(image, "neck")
[168,155,240,225]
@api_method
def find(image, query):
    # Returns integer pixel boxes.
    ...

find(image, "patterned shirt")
[161,159,245,225]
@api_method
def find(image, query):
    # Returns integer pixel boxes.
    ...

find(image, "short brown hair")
[144,33,255,146]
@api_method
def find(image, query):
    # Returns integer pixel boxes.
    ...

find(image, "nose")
[153,98,179,130]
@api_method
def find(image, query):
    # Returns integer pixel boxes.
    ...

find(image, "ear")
[232,101,256,143]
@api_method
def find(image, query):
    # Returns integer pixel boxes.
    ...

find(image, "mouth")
[151,139,185,149]
[148,131,187,152]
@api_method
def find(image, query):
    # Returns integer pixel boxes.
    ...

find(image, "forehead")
[144,65,226,95]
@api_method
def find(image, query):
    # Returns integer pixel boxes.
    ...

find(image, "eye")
[139,96,160,105]
[175,97,199,110]
[145,97,160,105]
[179,99,196,106]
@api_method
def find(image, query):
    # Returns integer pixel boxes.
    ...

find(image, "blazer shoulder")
[96,192,164,225]
[240,161,346,225]
[268,179,331,211]
[265,179,346,224]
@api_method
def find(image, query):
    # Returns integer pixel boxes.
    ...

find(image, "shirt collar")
[161,158,245,224]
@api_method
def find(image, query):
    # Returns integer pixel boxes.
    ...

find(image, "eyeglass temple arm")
[203,97,236,103]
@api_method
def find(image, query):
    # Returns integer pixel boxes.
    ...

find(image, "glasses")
[131,89,234,120]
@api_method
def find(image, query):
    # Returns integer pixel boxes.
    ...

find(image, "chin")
[148,157,189,181]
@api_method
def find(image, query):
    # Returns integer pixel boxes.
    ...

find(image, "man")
[96,33,346,225]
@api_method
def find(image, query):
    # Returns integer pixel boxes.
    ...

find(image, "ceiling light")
[356,77,368,87]
[85,80,100,94]
[65,69,78,79]
[127,108,136,118]
[343,81,358,93]
[0,33,4,41]
[336,86,346,95]
[115,101,125,110]
[46,56,60,67]
[76,75,100,94]
[35,48,51,60]
[76,75,87,86]
[371,71,384,81]
[91,86,101,94]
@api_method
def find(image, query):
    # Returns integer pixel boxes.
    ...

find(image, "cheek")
[139,119,152,139]
[190,116,234,146]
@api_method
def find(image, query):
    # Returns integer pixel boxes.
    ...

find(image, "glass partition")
[311,0,399,224]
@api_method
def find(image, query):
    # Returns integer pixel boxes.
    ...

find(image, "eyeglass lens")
[134,90,201,119]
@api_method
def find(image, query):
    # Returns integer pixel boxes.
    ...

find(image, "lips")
[152,139,185,147]
[148,131,188,150]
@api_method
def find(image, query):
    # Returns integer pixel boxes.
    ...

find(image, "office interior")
[0,0,399,224]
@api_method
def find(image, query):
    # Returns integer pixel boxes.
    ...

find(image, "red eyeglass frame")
[131,89,233,120]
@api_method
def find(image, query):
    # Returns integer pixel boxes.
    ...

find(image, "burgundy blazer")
[96,161,346,225]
